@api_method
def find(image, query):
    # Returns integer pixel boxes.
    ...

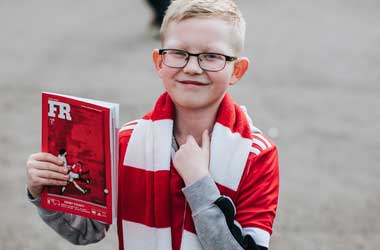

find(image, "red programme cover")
[40,92,118,224]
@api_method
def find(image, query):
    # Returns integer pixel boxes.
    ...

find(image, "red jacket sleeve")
[234,144,280,234]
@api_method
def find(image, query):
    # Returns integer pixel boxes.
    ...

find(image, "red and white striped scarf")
[119,92,255,250]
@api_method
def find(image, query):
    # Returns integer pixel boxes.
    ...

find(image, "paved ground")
[0,0,379,249]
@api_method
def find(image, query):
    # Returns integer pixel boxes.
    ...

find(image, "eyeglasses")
[158,49,237,72]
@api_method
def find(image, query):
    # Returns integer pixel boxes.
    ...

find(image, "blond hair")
[160,0,246,55]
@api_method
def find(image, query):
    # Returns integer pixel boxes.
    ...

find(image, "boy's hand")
[173,130,210,186]
[26,152,69,198]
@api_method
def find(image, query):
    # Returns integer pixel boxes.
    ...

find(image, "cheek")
[208,70,232,85]
[159,67,179,81]
[223,67,235,85]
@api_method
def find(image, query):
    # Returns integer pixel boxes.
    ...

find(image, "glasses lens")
[199,53,226,71]
[163,50,188,68]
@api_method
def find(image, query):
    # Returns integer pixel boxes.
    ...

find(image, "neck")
[174,104,219,146]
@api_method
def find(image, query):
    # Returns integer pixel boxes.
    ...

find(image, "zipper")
[182,201,187,233]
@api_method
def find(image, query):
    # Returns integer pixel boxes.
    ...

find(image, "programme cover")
[40,92,119,224]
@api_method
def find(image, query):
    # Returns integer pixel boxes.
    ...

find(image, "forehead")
[162,17,236,55]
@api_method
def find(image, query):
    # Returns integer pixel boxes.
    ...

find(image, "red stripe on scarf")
[215,94,252,139]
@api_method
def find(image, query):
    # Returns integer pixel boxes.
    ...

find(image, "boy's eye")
[167,50,188,58]
[201,53,224,61]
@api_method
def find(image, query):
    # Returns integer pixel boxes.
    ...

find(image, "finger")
[35,169,69,181]
[186,135,199,146]
[34,176,68,186]
[29,160,68,174]
[29,152,64,165]
[201,129,210,152]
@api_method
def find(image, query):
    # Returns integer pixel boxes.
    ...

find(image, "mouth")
[178,80,209,86]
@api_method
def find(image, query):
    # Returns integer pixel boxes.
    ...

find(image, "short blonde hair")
[160,0,246,55]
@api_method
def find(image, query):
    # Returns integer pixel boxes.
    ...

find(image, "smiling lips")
[178,80,209,86]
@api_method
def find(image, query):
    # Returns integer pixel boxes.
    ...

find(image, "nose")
[183,55,203,74]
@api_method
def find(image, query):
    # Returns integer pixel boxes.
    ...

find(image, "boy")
[26,0,279,249]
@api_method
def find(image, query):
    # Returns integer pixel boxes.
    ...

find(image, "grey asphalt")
[0,0,379,249]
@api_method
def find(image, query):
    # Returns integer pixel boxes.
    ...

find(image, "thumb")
[186,135,198,146]
[201,130,210,152]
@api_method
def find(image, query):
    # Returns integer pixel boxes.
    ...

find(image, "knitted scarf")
[119,92,256,250]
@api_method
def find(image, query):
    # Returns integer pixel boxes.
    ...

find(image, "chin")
[174,96,208,110]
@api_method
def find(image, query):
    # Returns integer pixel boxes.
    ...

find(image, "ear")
[152,49,164,75]
[229,57,250,86]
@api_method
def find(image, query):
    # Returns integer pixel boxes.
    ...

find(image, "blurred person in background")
[146,0,171,37]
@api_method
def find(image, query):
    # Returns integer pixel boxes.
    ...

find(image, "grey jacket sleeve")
[182,176,245,250]
[27,189,108,245]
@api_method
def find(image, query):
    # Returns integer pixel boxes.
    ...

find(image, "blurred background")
[0,0,379,249]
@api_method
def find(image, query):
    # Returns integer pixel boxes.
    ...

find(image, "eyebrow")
[171,46,228,55]
[164,41,231,55]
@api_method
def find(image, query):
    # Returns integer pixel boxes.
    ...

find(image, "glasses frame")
[158,49,238,72]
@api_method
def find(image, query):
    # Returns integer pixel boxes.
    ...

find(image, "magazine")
[40,92,119,224]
